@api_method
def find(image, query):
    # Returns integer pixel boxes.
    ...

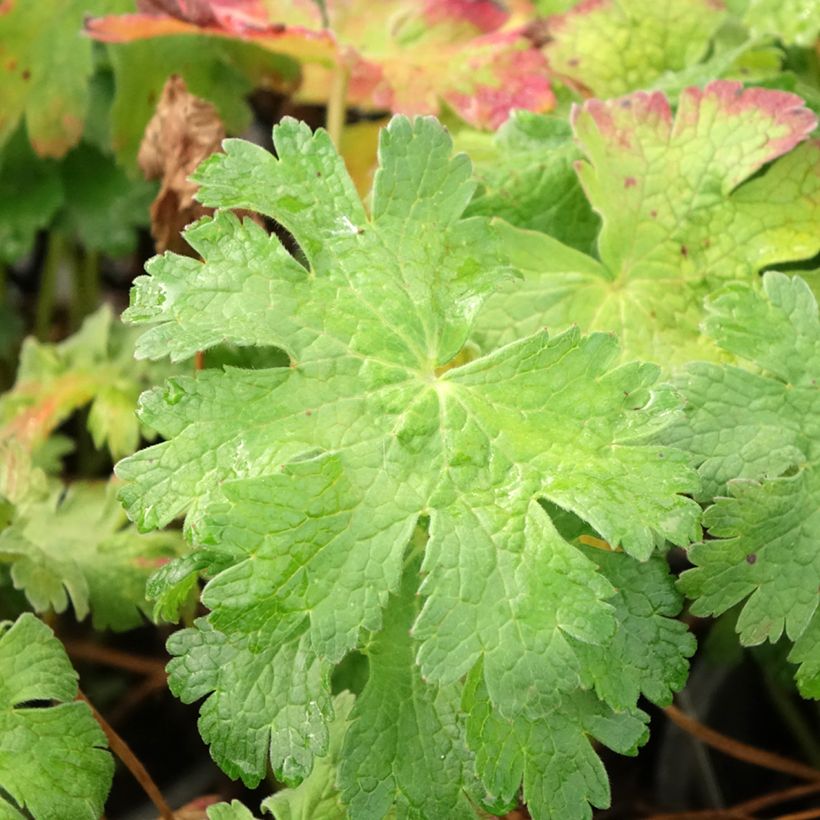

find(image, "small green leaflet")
[0,481,184,630]
[474,81,819,366]
[458,111,599,255]
[120,115,699,816]
[264,691,355,820]
[0,613,114,819]
[740,0,820,47]
[669,273,820,696]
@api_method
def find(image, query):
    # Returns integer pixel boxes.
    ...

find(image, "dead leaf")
[138,74,225,254]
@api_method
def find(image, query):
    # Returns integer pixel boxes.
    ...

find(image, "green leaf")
[671,273,820,694]
[0,481,184,630]
[459,111,599,254]
[106,36,273,168]
[338,560,474,819]
[207,800,259,820]
[0,613,114,819]
[0,0,109,157]
[463,666,649,820]
[571,547,696,710]
[264,692,355,820]
[58,143,155,256]
[120,115,699,809]
[476,82,819,365]
[741,0,820,47]
[0,127,63,264]
[545,0,727,98]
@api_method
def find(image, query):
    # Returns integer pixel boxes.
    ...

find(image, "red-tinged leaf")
[86,0,338,63]
[89,0,553,129]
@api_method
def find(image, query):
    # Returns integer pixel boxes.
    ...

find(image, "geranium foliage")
[117,114,700,818]
[474,81,819,366]
[670,273,820,697]
[87,0,554,129]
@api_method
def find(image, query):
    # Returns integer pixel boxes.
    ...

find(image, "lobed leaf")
[0,481,184,630]
[670,273,820,694]
[0,614,114,819]
[121,115,699,815]
[475,81,819,366]
[545,0,726,98]
[89,0,553,130]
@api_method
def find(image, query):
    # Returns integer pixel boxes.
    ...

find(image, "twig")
[665,705,820,782]
[64,639,167,678]
[776,809,820,820]
[735,781,820,813]
[78,691,174,820]
[646,811,749,820]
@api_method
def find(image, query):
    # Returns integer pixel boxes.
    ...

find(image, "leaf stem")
[65,639,167,678]
[70,246,100,330]
[734,780,820,813]
[326,62,349,148]
[664,703,820,782]
[78,690,174,820]
[35,231,65,340]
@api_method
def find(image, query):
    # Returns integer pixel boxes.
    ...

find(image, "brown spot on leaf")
[138,75,226,254]
[680,245,688,257]
[650,210,657,218]
[21,68,30,80]
[6,59,16,71]
[624,176,636,188]
[746,553,757,564]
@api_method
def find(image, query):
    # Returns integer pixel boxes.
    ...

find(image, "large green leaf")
[119,115,699,815]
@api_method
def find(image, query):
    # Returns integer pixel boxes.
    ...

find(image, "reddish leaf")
[88,0,554,129]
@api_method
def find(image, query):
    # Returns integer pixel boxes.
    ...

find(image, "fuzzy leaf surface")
[670,273,820,694]
[475,81,819,365]
[120,115,699,806]
[0,614,113,819]
[338,561,474,819]
[264,692,355,820]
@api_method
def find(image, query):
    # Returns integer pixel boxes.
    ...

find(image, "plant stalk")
[35,232,66,341]
[326,63,349,148]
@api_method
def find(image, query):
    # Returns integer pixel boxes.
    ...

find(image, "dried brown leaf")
[138,74,225,254]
